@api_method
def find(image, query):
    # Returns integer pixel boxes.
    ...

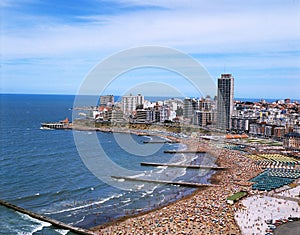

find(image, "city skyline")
[87,87,300,136]
[1,0,299,98]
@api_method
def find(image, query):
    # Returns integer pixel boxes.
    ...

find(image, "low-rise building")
[274,126,285,139]
[231,116,257,133]
[194,110,215,126]
[111,110,124,122]
[283,132,300,149]
[136,109,154,123]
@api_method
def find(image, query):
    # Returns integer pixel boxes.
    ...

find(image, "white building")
[121,94,144,115]
[99,95,114,107]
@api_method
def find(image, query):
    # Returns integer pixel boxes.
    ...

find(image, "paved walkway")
[235,194,300,235]
[273,221,300,235]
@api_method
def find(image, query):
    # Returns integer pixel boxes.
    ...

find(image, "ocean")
[0,94,216,234]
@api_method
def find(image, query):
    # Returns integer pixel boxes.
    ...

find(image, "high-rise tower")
[217,74,234,130]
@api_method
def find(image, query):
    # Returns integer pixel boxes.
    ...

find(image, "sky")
[0,0,299,99]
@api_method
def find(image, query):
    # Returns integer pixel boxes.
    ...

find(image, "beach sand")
[91,139,264,235]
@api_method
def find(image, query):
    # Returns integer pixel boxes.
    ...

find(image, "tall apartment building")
[183,98,199,119]
[217,74,234,130]
[99,95,114,106]
[136,94,144,107]
[121,94,144,115]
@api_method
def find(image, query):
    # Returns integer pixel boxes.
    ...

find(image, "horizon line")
[1,92,299,101]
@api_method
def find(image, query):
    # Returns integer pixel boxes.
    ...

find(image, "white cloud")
[1,0,299,97]
[1,1,299,59]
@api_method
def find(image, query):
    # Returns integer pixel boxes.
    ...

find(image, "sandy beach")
[91,136,265,235]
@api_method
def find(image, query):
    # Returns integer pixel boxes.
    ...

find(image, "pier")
[164,150,206,154]
[143,140,180,144]
[0,200,95,235]
[41,122,71,129]
[41,117,71,130]
[111,176,217,188]
[140,162,227,170]
[136,133,151,136]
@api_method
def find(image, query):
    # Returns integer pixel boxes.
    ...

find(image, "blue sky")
[1,0,299,99]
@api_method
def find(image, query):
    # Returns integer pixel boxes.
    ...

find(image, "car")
[265,219,273,224]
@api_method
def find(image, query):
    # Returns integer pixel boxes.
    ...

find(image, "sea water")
[0,94,215,234]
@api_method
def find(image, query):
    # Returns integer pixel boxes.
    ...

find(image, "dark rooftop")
[285,132,300,138]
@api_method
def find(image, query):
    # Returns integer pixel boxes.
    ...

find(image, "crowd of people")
[92,136,264,235]
[235,192,300,235]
